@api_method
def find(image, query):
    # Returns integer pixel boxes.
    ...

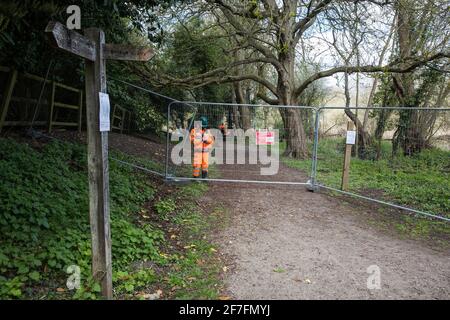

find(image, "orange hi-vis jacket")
[190,127,214,152]
[190,128,214,176]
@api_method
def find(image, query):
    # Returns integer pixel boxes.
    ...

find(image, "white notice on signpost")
[346,130,356,145]
[99,92,110,132]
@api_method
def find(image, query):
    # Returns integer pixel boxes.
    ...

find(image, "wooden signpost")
[45,21,154,299]
[341,121,355,191]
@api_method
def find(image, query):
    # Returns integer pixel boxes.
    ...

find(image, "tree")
[391,0,450,155]
[142,0,449,159]
[0,0,178,133]
[0,0,174,77]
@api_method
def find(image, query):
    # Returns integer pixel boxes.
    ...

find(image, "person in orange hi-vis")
[218,122,228,141]
[190,116,214,179]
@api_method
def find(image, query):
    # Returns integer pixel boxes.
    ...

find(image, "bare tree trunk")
[232,49,252,130]
[231,90,240,128]
[233,81,252,130]
[280,84,309,158]
[355,63,360,156]
[392,0,423,156]
[344,68,374,159]
[282,108,309,158]
[278,15,309,159]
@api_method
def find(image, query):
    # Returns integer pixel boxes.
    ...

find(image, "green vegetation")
[0,138,224,299]
[162,190,226,299]
[283,138,450,217]
[282,138,450,241]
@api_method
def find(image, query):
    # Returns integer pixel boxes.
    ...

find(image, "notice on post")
[99,92,111,132]
[346,130,356,145]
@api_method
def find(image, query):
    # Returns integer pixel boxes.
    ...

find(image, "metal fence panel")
[165,101,316,185]
[102,77,450,223]
[312,107,450,222]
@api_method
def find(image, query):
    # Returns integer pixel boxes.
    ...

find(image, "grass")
[149,182,227,300]
[281,137,450,242]
[0,138,225,299]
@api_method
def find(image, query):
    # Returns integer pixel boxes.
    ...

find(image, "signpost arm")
[84,28,113,299]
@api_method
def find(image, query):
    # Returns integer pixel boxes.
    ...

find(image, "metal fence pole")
[308,108,321,191]
[165,102,172,179]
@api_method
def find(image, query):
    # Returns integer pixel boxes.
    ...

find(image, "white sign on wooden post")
[45,21,154,299]
[342,121,354,191]
[99,92,111,132]
[346,130,356,145]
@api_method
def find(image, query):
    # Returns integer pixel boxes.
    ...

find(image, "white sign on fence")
[99,92,111,132]
[346,130,356,145]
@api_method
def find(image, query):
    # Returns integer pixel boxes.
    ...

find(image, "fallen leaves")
[197,259,205,266]
[136,289,163,300]
[159,252,169,259]
[292,277,313,284]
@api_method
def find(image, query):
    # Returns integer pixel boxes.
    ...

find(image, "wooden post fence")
[0,69,18,133]
[0,67,83,132]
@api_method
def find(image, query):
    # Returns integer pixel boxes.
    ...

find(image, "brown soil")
[48,130,166,162]
[109,133,449,300]
[203,161,450,300]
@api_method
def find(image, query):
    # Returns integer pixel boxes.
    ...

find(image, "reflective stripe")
[192,166,200,177]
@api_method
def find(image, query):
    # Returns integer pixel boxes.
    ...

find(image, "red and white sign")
[256,129,275,145]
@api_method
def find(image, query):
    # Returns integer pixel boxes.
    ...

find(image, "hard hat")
[199,116,208,127]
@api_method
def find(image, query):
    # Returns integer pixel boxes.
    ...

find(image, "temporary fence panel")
[103,77,450,222]
[165,101,316,185]
[312,107,450,222]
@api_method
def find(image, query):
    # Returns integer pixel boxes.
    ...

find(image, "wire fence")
[312,106,450,222]
[165,101,316,184]
[28,75,447,223]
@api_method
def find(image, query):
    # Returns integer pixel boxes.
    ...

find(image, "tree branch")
[210,0,271,19]
[294,51,450,98]
[293,0,333,43]
[256,91,279,104]
[216,2,283,70]
[163,70,279,98]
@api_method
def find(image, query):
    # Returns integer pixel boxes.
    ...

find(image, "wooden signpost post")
[341,121,355,191]
[45,21,153,299]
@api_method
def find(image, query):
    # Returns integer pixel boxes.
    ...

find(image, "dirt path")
[56,132,448,299]
[204,163,450,300]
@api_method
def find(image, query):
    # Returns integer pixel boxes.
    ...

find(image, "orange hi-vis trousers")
[190,128,213,177]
